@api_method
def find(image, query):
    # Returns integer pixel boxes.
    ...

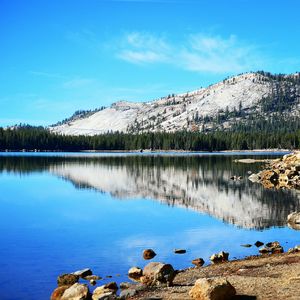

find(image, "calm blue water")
[0,152,299,300]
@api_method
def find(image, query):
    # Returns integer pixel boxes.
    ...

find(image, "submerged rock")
[61,283,90,300]
[143,249,156,260]
[189,277,236,300]
[241,244,252,248]
[57,274,79,287]
[141,262,175,286]
[174,248,186,254]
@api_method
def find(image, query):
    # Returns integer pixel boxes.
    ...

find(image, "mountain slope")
[50,72,300,136]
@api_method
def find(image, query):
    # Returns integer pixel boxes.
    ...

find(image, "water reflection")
[1,154,299,229]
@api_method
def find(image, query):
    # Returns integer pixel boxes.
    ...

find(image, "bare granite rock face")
[189,278,236,300]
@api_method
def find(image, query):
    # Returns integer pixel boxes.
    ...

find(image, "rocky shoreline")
[50,151,300,300]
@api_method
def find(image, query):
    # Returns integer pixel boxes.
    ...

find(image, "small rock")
[174,249,186,254]
[241,244,252,248]
[143,249,156,260]
[192,258,205,267]
[142,262,175,286]
[61,283,90,300]
[84,275,102,281]
[254,241,264,247]
[288,212,300,224]
[57,274,79,287]
[248,173,261,183]
[73,268,93,278]
[90,279,97,286]
[119,282,133,290]
[259,241,283,254]
[189,277,236,300]
[93,292,116,300]
[106,275,112,278]
[128,266,143,281]
[51,285,69,300]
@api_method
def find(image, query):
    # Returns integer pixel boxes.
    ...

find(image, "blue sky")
[1,0,300,126]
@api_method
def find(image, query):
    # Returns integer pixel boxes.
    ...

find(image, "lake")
[1,151,300,300]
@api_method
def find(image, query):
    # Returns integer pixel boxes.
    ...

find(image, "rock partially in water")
[61,283,90,300]
[254,241,264,247]
[174,248,186,254]
[93,291,116,300]
[241,244,252,248]
[57,274,79,287]
[84,275,102,281]
[128,266,143,281]
[90,279,97,286]
[51,285,69,300]
[73,268,93,278]
[288,212,300,225]
[141,262,175,286]
[192,258,205,267]
[210,251,229,264]
[189,277,236,300]
[143,249,156,260]
[259,241,283,254]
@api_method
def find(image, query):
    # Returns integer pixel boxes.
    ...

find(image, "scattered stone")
[51,285,69,300]
[174,249,186,254]
[143,249,157,260]
[120,282,132,290]
[90,279,97,286]
[73,268,92,278]
[106,275,112,278]
[128,266,143,281]
[288,212,300,226]
[210,251,229,264]
[61,283,90,300]
[254,241,264,247]
[241,244,252,248]
[192,258,205,267]
[92,282,118,300]
[119,288,137,299]
[142,262,175,286]
[57,274,79,287]
[84,275,102,281]
[248,173,261,183]
[259,241,284,254]
[189,277,236,300]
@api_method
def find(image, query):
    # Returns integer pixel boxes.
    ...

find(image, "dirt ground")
[130,252,300,300]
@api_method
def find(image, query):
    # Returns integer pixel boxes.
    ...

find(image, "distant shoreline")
[0,148,292,154]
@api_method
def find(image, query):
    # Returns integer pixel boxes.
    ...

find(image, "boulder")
[248,173,260,183]
[192,258,205,267]
[92,282,118,300]
[288,212,300,224]
[143,249,156,260]
[61,283,90,300]
[142,262,175,286]
[189,278,236,300]
[84,275,102,281]
[90,279,97,286]
[210,251,229,264]
[57,274,79,287]
[128,266,143,281]
[73,268,93,278]
[51,285,69,300]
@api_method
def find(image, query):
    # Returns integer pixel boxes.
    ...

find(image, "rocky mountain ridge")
[50,72,300,136]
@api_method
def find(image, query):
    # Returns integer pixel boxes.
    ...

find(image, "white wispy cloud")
[29,70,67,79]
[117,32,169,64]
[115,32,264,73]
[63,78,96,89]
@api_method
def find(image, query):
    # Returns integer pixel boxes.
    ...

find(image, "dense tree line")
[0,125,299,151]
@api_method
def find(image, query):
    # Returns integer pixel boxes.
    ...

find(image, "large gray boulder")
[189,278,236,300]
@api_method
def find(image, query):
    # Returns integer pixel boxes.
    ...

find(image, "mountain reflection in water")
[1,154,299,230]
